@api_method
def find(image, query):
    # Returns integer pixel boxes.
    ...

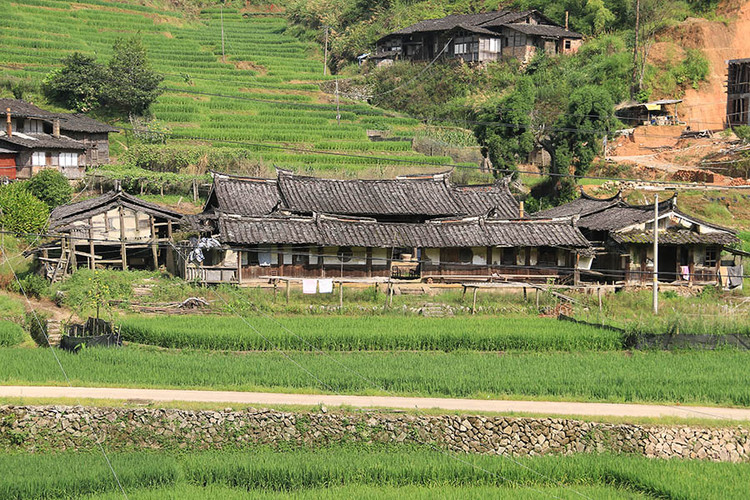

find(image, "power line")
[0,245,129,500]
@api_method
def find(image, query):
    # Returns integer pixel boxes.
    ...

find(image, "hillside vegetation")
[0,0,468,178]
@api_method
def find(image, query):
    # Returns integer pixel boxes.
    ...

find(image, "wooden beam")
[237,251,243,285]
[366,247,372,277]
[150,215,158,270]
[119,205,127,271]
[69,236,77,270]
[88,217,94,269]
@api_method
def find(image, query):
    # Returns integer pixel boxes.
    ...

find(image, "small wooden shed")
[35,191,182,280]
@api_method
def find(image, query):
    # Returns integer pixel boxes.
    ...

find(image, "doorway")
[658,246,677,282]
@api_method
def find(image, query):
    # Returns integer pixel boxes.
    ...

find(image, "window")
[59,152,78,167]
[488,38,500,52]
[31,152,45,166]
[501,247,515,266]
[458,248,473,263]
[705,248,718,267]
[564,40,571,50]
[337,246,353,263]
[538,248,557,266]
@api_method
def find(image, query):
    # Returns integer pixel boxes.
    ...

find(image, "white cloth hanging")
[318,279,333,294]
[302,279,317,294]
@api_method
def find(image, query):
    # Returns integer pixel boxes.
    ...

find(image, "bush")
[28,170,73,210]
[25,311,50,347]
[0,320,24,346]
[0,183,49,236]
[9,273,49,299]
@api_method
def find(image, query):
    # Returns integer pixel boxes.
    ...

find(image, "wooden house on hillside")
[727,58,750,128]
[33,191,181,280]
[373,9,583,66]
[180,171,590,284]
[535,192,742,286]
[0,99,118,180]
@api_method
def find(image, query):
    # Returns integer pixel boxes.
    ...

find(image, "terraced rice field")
[0,0,455,174]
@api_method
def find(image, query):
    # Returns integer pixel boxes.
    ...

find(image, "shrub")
[0,320,24,346]
[9,273,49,299]
[0,183,49,236]
[25,311,50,347]
[28,170,73,210]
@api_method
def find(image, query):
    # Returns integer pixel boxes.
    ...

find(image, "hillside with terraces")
[0,0,460,177]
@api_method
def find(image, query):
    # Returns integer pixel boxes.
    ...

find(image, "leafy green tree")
[474,77,536,177]
[0,183,49,236]
[42,52,107,112]
[101,36,163,115]
[551,85,618,177]
[28,170,73,210]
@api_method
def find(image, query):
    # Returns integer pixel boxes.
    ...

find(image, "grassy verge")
[120,315,622,352]
[2,347,749,406]
[1,447,749,499]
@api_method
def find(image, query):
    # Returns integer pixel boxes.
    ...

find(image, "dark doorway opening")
[658,246,677,282]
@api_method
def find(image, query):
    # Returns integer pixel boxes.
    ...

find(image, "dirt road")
[2,386,749,421]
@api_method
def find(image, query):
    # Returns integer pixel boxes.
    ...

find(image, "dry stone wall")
[1,405,748,462]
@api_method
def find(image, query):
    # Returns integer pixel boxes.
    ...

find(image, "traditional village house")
[727,58,750,128]
[372,10,583,66]
[33,190,181,281]
[0,99,117,180]
[180,170,591,284]
[534,192,742,286]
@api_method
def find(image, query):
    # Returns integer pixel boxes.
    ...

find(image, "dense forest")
[285,0,718,203]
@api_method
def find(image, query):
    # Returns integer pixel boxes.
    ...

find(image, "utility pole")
[335,78,340,125]
[653,194,659,315]
[220,1,226,63]
[323,25,329,76]
[631,0,640,98]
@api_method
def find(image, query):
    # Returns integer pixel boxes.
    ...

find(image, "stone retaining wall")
[1,405,748,462]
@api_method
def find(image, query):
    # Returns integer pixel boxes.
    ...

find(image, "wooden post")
[88,217,95,269]
[69,237,77,270]
[535,288,539,309]
[167,220,173,239]
[273,280,278,302]
[471,287,478,315]
[462,285,467,301]
[366,247,372,277]
[598,287,603,312]
[237,251,243,285]
[318,246,325,277]
[192,179,198,203]
[286,279,290,304]
[339,281,343,310]
[389,282,394,308]
[523,287,527,301]
[574,252,580,287]
[118,206,127,271]
[150,215,158,270]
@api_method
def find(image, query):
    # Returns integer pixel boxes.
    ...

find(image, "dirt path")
[2,386,749,421]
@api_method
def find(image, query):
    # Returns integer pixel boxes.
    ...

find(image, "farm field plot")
[1,448,748,499]
[2,347,750,407]
[0,0,456,175]
[119,315,623,352]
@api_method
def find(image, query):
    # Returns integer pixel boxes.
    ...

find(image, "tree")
[474,77,536,178]
[552,85,619,177]
[42,52,107,112]
[28,170,73,210]
[0,183,49,237]
[101,36,163,115]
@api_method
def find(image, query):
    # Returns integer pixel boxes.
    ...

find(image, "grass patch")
[2,347,750,406]
[1,448,749,499]
[120,315,623,352]
[0,321,24,347]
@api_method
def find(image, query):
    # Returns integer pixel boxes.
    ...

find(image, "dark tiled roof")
[50,191,182,231]
[0,132,85,150]
[219,214,589,248]
[390,10,517,36]
[56,114,119,133]
[499,23,583,38]
[277,170,466,217]
[533,192,621,219]
[1,99,118,133]
[451,183,520,218]
[0,99,53,119]
[204,174,280,216]
[611,230,739,246]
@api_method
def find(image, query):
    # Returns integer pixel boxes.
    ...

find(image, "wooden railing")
[184,265,238,283]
